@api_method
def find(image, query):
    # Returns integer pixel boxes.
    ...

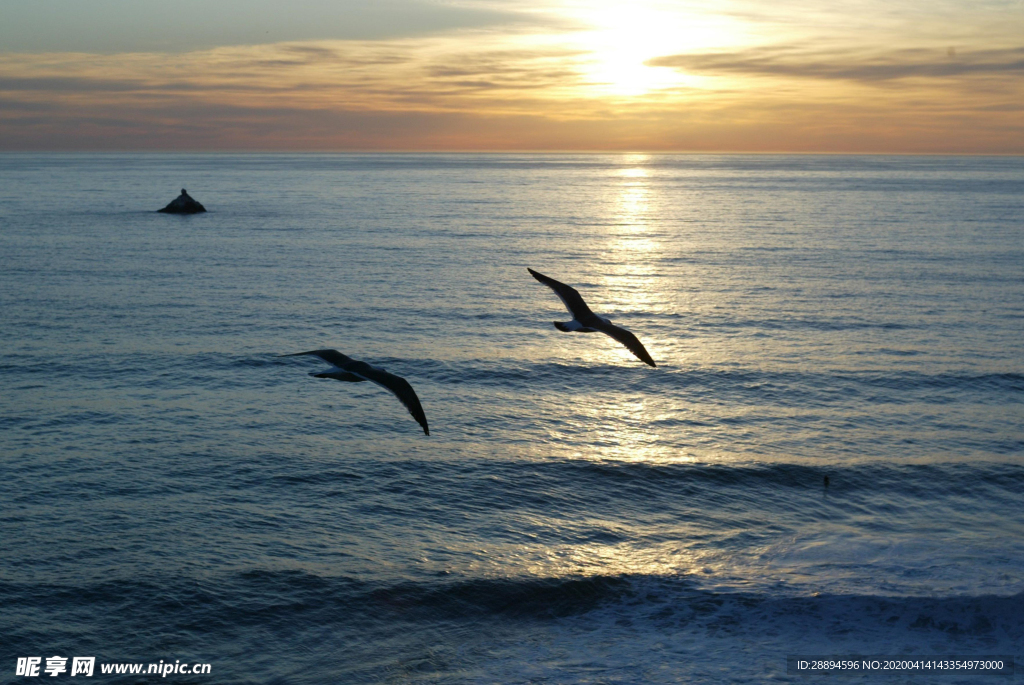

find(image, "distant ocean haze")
[1,153,1021,683]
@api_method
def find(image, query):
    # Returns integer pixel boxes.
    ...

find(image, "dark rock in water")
[158,188,206,214]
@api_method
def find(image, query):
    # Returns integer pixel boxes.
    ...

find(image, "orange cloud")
[1,14,1022,152]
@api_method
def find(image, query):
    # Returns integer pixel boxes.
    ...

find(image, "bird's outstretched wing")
[344,361,430,436]
[280,349,365,381]
[591,320,657,367]
[281,350,429,434]
[528,268,594,320]
[280,349,356,368]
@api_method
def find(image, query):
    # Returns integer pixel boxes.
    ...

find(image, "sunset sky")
[1,0,1022,152]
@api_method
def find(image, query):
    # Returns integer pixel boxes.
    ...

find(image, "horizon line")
[3,149,1023,157]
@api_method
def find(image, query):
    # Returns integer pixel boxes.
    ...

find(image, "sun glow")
[575,3,737,97]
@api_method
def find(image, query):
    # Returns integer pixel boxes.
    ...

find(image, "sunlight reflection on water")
[1,154,1022,684]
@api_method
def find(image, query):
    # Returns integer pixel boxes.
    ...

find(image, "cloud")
[1,15,1022,154]
[0,77,148,93]
[0,37,599,123]
[647,46,1024,83]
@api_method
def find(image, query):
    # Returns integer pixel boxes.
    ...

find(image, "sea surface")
[1,153,1022,683]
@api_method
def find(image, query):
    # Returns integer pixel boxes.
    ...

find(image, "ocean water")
[1,153,1022,683]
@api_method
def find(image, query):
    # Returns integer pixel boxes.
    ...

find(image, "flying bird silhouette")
[527,268,656,367]
[281,349,429,435]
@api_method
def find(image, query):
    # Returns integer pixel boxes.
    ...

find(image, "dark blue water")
[1,154,1022,683]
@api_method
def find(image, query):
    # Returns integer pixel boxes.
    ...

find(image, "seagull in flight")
[528,268,656,367]
[281,349,429,435]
